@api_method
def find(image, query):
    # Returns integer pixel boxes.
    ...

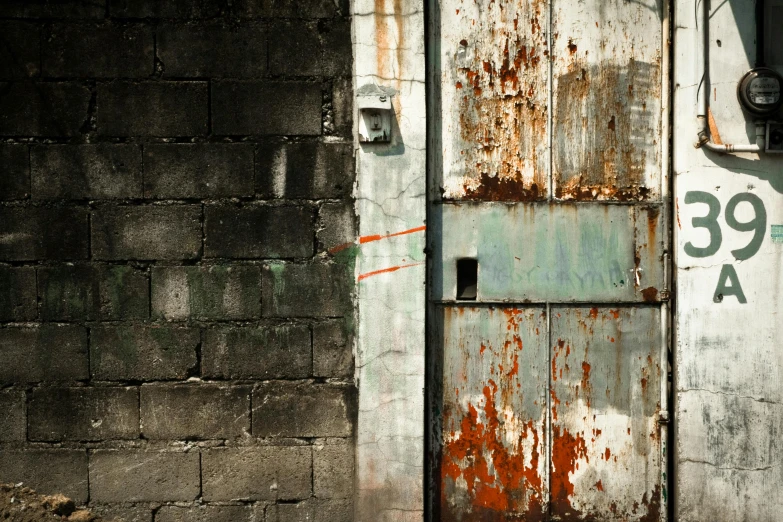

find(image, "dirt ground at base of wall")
[0,484,103,522]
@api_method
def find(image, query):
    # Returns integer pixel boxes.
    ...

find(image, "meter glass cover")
[748,76,781,105]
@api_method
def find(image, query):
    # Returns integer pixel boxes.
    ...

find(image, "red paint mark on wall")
[357,262,424,281]
[329,225,426,253]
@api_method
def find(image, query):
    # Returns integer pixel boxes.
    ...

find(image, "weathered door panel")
[550,307,662,520]
[431,203,665,303]
[551,0,662,201]
[435,0,549,201]
[439,306,549,520]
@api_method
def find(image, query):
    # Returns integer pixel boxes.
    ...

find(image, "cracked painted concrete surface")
[353,0,427,520]
[674,0,783,519]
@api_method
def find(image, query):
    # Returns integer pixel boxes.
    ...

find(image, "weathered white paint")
[674,0,783,519]
[353,0,427,520]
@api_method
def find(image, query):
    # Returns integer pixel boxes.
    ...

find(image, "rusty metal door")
[427,0,670,520]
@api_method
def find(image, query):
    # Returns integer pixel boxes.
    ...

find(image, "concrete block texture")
[262,262,352,317]
[0,326,88,384]
[268,21,321,77]
[202,446,312,501]
[155,504,265,522]
[91,326,199,381]
[0,449,88,503]
[158,23,266,78]
[255,141,354,199]
[314,440,354,499]
[211,81,322,136]
[109,0,223,19]
[0,22,40,79]
[0,389,26,441]
[266,499,353,522]
[89,503,154,522]
[28,386,139,441]
[253,382,355,437]
[91,204,202,260]
[38,265,149,321]
[0,82,90,136]
[152,265,262,320]
[140,384,250,440]
[143,143,254,199]
[0,144,30,199]
[90,450,200,502]
[204,204,314,259]
[313,320,352,378]
[42,23,154,78]
[0,0,106,18]
[31,144,143,199]
[0,266,37,321]
[0,206,89,261]
[233,0,348,18]
[97,81,208,137]
[202,325,311,379]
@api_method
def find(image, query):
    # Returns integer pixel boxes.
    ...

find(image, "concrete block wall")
[0,1,356,520]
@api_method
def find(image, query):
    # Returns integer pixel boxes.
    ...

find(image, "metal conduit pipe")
[694,0,767,153]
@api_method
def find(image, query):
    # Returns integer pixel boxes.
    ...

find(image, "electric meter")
[737,67,783,116]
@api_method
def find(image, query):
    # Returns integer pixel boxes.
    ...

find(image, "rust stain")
[553,57,660,201]
[567,39,578,54]
[641,286,658,302]
[707,106,723,145]
[550,425,588,515]
[448,0,549,201]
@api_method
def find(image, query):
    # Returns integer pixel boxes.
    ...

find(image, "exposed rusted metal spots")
[641,286,658,302]
[550,424,589,516]
[553,58,660,201]
[441,0,549,201]
[567,39,578,54]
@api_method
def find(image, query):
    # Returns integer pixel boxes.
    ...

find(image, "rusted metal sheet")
[439,306,549,520]
[436,0,549,201]
[551,0,662,201]
[550,306,661,520]
[431,203,665,303]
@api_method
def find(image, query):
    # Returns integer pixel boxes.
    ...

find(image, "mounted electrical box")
[737,68,783,116]
[357,84,394,143]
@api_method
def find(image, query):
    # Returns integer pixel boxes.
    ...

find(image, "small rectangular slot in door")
[456,258,478,300]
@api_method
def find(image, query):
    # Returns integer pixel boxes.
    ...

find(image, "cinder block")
[0,326,88,384]
[90,450,200,502]
[109,0,223,18]
[314,441,353,499]
[204,204,314,259]
[211,81,321,136]
[313,320,352,378]
[38,265,149,321]
[155,504,265,522]
[0,22,40,79]
[158,23,266,78]
[320,20,351,77]
[91,326,199,381]
[0,266,37,321]
[31,144,143,199]
[317,202,356,253]
[331,78,352,137]
[255,141,353,199]
[91,204,202,260]
[234,0,344,18]
[267,499,353,522]
[0,144,29,200]
[89,503,153,522]
[29,387,139,441]
[43,23,153,78]
[0,389,26,441]
[202,446,311,501]
[97,82,208,137]
[252,382,355,437]
[0,82,90,136]
[0,0,105,18]
[268,21,320,77]
[0,206,89,261]
[202,325,311,379]
[151,266,262,321]
[140,385,250,440]
[0,449,88,503]
[262,262,352,317]
[143,143,254,199]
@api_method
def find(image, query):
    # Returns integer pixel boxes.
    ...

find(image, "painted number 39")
[683,191,767,304]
